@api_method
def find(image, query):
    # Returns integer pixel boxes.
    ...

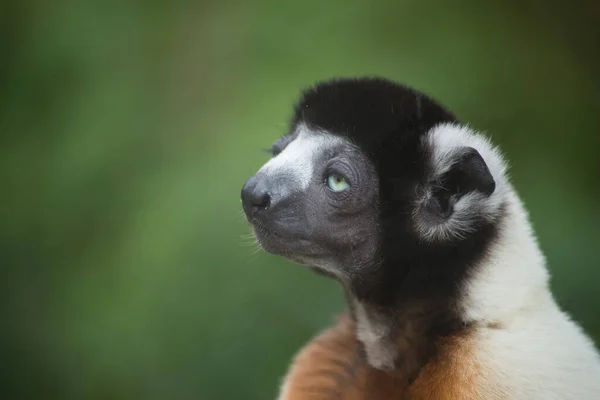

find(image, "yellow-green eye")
[326,174,349,192]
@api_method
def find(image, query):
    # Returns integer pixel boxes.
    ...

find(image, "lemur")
[240,77,600,399]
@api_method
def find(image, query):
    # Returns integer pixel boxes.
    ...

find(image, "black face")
[241,126,380,277]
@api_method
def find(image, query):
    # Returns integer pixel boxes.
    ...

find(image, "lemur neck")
[458,189,551,323]
[348,287,465,382]
[345,190,550,379]
[342,207,500,376]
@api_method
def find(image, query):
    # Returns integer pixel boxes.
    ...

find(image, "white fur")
[258,125,343,193]
[458,186,600,398]
[354,301,397,370]
[414,123,509,242]
[428,124,600,398]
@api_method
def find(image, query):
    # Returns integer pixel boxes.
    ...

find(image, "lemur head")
[241,77,508,307]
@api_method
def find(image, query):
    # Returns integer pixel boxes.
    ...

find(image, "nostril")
[241,176,271,219]
[252,192,271,211]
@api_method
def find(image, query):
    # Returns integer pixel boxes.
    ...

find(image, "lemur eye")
[326,174,350,192]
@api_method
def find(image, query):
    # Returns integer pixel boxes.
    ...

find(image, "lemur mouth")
[251,219,318,257]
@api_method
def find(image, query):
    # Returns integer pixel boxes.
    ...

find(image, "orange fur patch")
[407,329,483,400]
[278,315,491,400]
[278,315,404,399]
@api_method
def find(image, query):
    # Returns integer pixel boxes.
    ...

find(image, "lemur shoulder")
[240,77,600,399]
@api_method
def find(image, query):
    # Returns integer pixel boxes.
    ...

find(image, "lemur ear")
[423,147,495,218]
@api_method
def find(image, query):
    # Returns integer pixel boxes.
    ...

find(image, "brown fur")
[407,328,484,399]
[278,314,491,400]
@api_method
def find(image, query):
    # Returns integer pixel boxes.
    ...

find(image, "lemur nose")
[241,175,271,219]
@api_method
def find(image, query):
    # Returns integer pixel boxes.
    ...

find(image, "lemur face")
[241,124,380,277]
[242,77,505,301]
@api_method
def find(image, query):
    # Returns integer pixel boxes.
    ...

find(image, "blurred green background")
[1,1,599,399]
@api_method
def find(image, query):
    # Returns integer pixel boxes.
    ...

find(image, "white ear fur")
[413,123,509,242]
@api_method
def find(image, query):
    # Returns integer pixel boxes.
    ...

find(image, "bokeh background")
[1,1,599,399]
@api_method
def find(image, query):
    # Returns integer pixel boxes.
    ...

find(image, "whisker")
[240,232,256,241]
[237,210,251,223]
